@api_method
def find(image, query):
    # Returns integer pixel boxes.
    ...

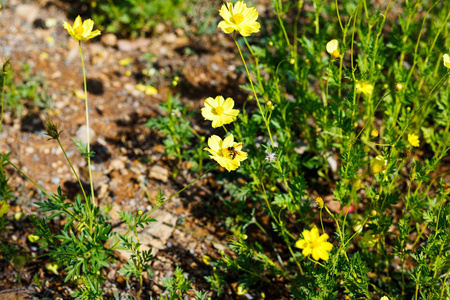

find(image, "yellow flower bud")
[395,83,403,91]
[370,129,379,138]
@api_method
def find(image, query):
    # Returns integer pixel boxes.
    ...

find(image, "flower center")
[74,25,84,35]
[221,148,229,157]
[214,106,224,115]
[231,13,244,25]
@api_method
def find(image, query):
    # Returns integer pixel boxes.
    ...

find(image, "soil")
[0,0,259,299]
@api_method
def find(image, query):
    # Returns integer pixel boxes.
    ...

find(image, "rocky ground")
[0,0,259,299]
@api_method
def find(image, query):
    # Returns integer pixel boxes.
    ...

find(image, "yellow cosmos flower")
[408,133,420,147]
[218,1,261,37]
[296,226,333,261]
[315,197,324,209]
[443,54,450,69]
[0,200,10,217]
[204,134,247,172]
[201,96,239,128]
[326,39,340,59]
[370,155,386,174]
[355,81,374,95]
[63,15,101,41]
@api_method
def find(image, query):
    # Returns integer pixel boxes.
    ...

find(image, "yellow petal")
[326,39,338,55]
[222,135,235,148]
[208,135,222,151]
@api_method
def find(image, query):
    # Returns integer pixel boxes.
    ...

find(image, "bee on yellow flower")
[218,1,261,37]
[408,133,420,147]
[63,15,101,41]
[296,226,333,261]
[326,39,340,60]
[201,96,239,128]
[204,134,247,172]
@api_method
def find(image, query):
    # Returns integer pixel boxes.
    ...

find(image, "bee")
[227,143,242,160]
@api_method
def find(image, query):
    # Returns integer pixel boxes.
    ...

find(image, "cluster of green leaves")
[30,189,113,299]
[146,89,209,172]
[151,0,450,298]
[1,62,52,118]
[80,0,185,38]
[158,265,210,300]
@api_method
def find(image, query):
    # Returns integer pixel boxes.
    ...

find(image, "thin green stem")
[56,138,87,202]
[0,73,5,134]
[0,154,52,198]
[149,166,215,215]
[78,41,95,207]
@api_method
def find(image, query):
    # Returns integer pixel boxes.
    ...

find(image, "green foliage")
[1,62,52,117]
[81,0,185,38]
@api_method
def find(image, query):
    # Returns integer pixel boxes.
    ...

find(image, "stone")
[75,125,96,144]
[149,165,169,182]
[108,158,126,172]
[16,4,39,23]
[101,33,117,47]
[111,209,177,261]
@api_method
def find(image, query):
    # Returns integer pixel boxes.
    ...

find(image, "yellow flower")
[408,133,420,147]
[237,285,248,295]
[27,234,40,243]
[46,262,59,275]
[443,54,450,69]
[326,39,340,59]
[202,255,212,265]
[201,96,239,128]
[136,84,158,96]
[218,1,261,37]
[0,200,10,217]
[370,155,386,174]
[315,197,324,209]
[355,81,374,95]
[296,227,333,261]
[380,297,389,300]
[370,129,379,138]
[63,15,101,41]
[204,134,247,172]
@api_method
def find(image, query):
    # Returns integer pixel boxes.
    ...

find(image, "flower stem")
[78,41,95,207]
[0,154,52,198]
[0,72,5,134]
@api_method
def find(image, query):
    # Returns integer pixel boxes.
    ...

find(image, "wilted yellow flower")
[201,96,239,128]
[237,285,248,295]
[27,234,40,243]
[136,84,158,96]
[218,1,261,37]
[204,134,247,172]
[408,133,420,147]
[443,54,450,69]
[0,200,9,217]
[315,197,324,209]
[119,57,132,66]
[296,226,333,261]
[370,129,379,138]
[355,81,374,95]
[46,262,59,275]
[326,39,340,59]
[63,15,101,41]
[370,155,386,174]
[202,255,212,265]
